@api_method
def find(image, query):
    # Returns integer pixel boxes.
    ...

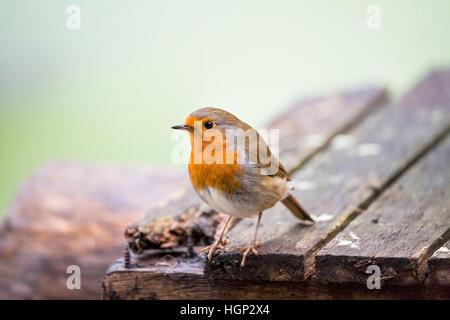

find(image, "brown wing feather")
[243,130,313,221]
[243,128,291,179]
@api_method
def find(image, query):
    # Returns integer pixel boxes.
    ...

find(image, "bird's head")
[171,107,250,141]
[172,107,258,166]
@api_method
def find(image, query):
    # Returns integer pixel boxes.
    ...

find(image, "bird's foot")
[234,241,260,267]
[200,237,228,261]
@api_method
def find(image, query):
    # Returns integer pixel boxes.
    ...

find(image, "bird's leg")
[200,215,232,260]
[235,212,262,267]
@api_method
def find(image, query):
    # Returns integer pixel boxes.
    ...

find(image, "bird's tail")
[281,193,314,222]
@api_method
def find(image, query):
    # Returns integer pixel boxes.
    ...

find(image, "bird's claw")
[234,241,260,267]
[200,238,228,260]
[220,237,228,246]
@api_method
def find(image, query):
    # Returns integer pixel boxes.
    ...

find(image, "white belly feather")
[197,175,288,219]
[198,187,259,219]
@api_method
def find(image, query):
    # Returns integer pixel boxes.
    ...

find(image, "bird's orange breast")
[188,147,243,194]
[189,161,243,194]
[185,115,244,194]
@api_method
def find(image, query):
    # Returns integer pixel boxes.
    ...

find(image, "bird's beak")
[171,124,193,131]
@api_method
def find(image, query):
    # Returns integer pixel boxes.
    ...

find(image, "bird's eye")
[204,121,214,129]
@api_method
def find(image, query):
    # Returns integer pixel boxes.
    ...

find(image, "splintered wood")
[428,240,450,286]
[125,205,223,253]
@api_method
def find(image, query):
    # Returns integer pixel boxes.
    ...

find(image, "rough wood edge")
[103,257,450,300]
[427,239,450,286]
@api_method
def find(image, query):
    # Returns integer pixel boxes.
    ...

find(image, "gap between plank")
[305,123,450,278]
[288,92,388,173]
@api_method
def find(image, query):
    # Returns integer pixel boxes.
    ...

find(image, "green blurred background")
[1,0,449,216]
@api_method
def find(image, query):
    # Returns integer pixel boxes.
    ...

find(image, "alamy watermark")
[366,5,381,30]
[366,265,381,290]
[66,265,81,290]
[66,5,81,30]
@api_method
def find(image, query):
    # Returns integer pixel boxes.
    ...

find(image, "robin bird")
[172,107,314,267]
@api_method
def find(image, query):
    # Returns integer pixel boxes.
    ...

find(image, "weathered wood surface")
[125,87,387,254]
[103,70,450,299]
[315,135,450,285]
[104,257,450,300]
[0,163,188,299]
[204,70,450,282]
[269,87,387,171]
[428,240,450,286]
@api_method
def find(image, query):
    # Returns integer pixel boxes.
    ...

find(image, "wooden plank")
[204,69,450,282]
[125,87,387,253]
[103,256,450,300]
[0,163,188,299]
[268,88,387,171]
[428,240,450,286]
[397,68,450,108]
[315,135,450,285]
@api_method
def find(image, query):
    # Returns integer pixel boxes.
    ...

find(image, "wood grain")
[268,87,387,171]
[204,69,450,282]
[315,135,450,285]
[428,240,450,286]
[0,163,188,299]
[103,256,450,300]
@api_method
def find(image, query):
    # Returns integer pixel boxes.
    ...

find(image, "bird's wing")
[241,128,290,180]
